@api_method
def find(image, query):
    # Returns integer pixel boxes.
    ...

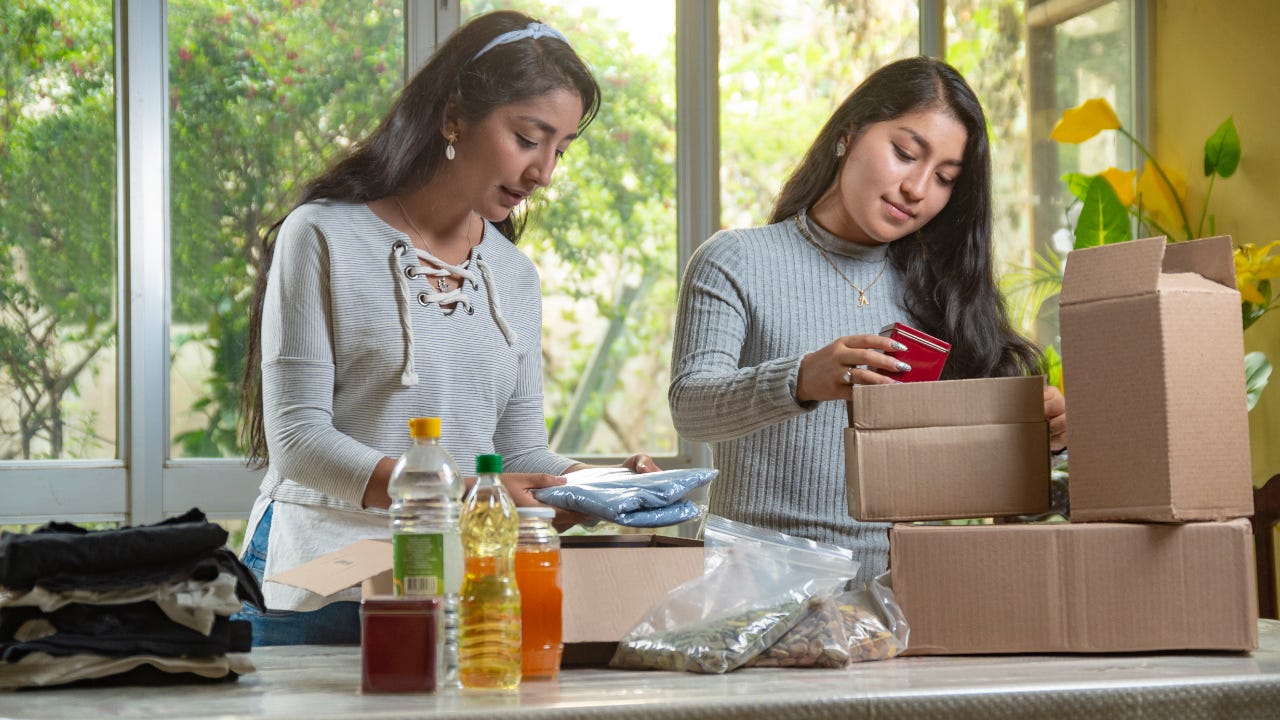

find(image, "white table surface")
[4,620,1280,720]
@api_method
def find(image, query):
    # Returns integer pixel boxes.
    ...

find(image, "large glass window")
[167,2,405,458]
[719,0,919,228]
[946,0,1030,274]
[2,1,1145,527]
[1022,0,1137,342]
[462,1,679,458]
[0,3,117,462]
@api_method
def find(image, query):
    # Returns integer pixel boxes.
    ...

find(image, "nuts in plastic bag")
[745,573,909,668]
[608,516,860,673]
[610,596,815,673]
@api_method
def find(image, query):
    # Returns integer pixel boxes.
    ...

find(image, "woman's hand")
[622,453,661,473]
[796,334,911,402]
[1043,385,1067,452]
[499,473,566,506]
[500,472,591,531]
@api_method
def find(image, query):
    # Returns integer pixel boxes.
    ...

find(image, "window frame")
[0,0,1148,527]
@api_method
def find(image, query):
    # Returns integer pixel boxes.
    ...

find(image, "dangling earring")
[835,139,847,158]
[445,132,458,161]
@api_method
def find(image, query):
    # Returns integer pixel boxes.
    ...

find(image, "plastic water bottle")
[458,453,521,690]
[387,417,463,687]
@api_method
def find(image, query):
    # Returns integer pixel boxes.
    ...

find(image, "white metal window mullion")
[120,0,169,525]
[675,1,719,469]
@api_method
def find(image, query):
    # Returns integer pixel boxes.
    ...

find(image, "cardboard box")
[844,375,1050,522]
[267,534,704,667]
[889,519,1258,654]
[1059,235,1253,522]
[559,535,704,666]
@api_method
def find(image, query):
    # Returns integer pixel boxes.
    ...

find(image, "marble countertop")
[5,620,1280,719]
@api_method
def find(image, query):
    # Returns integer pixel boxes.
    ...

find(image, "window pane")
[168,2,405,458]
[1023,0,1135,340]
[0,3,118,461]
[463,1,679,457]
[719,0,919,228]
[946,1,1031,277]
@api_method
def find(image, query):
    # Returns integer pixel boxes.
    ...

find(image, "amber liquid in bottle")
[458,455,521,690]
[515,547,562,679]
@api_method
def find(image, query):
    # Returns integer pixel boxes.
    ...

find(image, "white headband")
[471,22,569,61]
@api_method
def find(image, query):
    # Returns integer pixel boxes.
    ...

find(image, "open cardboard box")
[889,519,1258,654]
[266,533,705,668]
[844,375,1050,522]
[1059,235,1253,521]
[558,534,704,666]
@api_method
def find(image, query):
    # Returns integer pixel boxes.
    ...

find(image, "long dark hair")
[239,10,602,465]
[771,56,1039,380]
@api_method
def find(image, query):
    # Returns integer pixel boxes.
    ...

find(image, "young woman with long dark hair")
[669,57,1067,582]
[236,10,652,645]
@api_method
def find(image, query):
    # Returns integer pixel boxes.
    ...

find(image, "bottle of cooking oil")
[457,453,521,690]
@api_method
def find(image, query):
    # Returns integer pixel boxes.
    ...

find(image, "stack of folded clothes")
[0,508,263,689]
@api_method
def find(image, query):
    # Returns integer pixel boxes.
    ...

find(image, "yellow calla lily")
[1235,242,1280,305]
[1135,160,1186,233]
[1238,279,1267,305]
[1100,167,1137,207]
[1050,98,1121,144]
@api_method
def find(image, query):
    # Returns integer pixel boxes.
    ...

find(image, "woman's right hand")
[796,334,911,403]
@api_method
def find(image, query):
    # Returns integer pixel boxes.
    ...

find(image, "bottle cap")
[408,417,441,439]
[475,453,503,474]
[517,506,556,519]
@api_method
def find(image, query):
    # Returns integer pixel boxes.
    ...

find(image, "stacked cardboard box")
[849,236,1258,654]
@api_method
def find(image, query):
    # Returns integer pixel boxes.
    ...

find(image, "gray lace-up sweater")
[669,212,913,583]
[258,199,575,510]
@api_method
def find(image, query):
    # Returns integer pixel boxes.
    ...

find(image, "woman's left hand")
[1043,385,1067,452]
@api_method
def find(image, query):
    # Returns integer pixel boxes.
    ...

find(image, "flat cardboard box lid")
[266,538,392,597]
[849,375,1044,429]
[1059,235,1237,306]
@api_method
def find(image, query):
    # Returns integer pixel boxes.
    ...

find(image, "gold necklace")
[793,213,888,307]
[394,196,475,293]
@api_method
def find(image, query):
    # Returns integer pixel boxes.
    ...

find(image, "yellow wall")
[1153,0,1280,488]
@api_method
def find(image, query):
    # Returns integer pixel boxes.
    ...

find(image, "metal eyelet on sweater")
[417,292,430,306]
[404,265,416,279]
[393,240,409,254]
[465,305,475,315]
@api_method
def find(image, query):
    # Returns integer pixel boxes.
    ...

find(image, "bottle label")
[393,533,446,596]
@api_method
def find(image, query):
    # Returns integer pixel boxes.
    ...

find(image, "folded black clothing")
[0,508,229,588]
[1,602,252,662]
[29,547,264,612]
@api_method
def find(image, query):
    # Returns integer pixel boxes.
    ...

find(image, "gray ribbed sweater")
[669,212,913,582]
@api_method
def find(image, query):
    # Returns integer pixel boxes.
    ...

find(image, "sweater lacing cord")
[392,242,518,386]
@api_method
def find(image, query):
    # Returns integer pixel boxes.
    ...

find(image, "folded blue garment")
[532,468,718,528]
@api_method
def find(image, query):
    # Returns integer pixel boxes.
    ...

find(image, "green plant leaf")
[1245,350,1271,411]
[1041,345,1063,392]
[1073,176,1131,249]
[1204,116,1241,178]
[1061,172,1094,202]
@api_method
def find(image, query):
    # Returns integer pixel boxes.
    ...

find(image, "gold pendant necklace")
[394,197,476,293]
[793,214,888,307]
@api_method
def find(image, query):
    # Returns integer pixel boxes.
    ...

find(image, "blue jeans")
[234,502,361,646]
